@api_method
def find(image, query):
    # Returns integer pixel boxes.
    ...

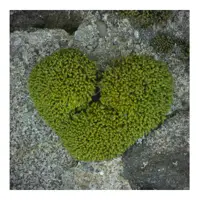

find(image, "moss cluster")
[100,55,173,134]
[28,48,96,130]
[59,103,136,161]
[150,33,175,54]
[150,32,190,61]
[118,10,172,27]
[28,48,173,161]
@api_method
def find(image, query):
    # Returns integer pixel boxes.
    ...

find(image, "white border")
[1,0,199,200]
[8,0,191,10]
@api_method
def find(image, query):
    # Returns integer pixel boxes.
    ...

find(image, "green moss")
[28,48,96,130]
[59,103,137,161]
[117,10,173,27]
[28,49,173,162]
[100,55,173,133]
[150,33,175,54]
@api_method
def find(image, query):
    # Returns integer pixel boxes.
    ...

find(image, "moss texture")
[118,10,172,27]
[100,55,173,135]
[28,49,173,161]
[28,48,96,130]
[150,33,175,54]
[59,103,136,161]
[150,32,189,61]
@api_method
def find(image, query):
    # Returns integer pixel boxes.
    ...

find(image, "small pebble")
[99,171,104,175]
[134,30,140,39]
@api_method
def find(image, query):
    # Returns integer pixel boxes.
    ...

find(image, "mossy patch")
[117,10,173,28]
[150,32,189,61]
[28,49,173,161]
[150,33,175,54]
[100,55,173,134]
[59,103,136,161]
[28,48,96,131]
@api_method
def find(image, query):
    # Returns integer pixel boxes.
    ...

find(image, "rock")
[62,158,131,190]
[10,10,86,34]
[96,20,107,37]
[10,29,77,190]
[168,57,189,113]
[74,23,99,52]
[72,12,136,70]
[166,10,189,42]
[122,111,189,190]
[134,30,140,39]
[10,141,78,190]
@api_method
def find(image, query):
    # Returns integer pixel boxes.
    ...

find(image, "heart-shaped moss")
[28,48,173,161]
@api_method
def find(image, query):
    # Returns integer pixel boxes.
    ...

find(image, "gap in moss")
[92,87,101,102]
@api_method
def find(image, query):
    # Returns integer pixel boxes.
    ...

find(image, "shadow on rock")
[10,10,86,34]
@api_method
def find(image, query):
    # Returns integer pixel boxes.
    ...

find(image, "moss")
[100,55,173,134]
[28,48,96,130]
[150,33,175,54]
[28,49,173,162]
[58,103,137,161]
[150,32,190,61]
[117,10,173,28]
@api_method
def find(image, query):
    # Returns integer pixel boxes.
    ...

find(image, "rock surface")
[10,10,189,190]
[10,29,76,190]
[62,158,131,190]
[10,10,86,34]
[122,111,189,190]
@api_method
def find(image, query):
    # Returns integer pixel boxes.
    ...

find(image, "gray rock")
[96,20,107,37]
[10,10,86,34]
[10,29,77,190]
[163,10,189,42]
[72,12,136,70]
[62,158,131,190]
[74,23,99,52]
[168,57,189,113]
[122,111,189,190]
